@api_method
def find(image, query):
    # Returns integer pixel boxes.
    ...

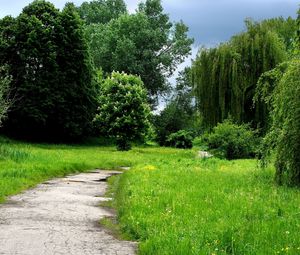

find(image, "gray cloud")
[163,0,299,46]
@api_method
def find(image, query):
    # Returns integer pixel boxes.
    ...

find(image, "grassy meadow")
[0,136,299,254]
[0,136,134,202]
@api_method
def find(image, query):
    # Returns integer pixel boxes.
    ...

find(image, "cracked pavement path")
[0,170,136,255]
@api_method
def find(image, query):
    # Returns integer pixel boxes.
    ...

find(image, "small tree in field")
[94,72,151,151]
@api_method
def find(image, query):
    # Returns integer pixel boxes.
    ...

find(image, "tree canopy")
[192,19,289,129]
[259,17,297,53]
[257,60,300,186]
[0,66,11,126]
[77,0,127,25]
[0,0,97,141]
[85,0,194,105]
[254,10,300,186]
[94,72,151,150]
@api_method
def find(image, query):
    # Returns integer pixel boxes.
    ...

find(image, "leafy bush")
[192,131,210,148]
[94,72,151,151]
[206,120,258,159]
[153,101,202,146]
[167,130,193,149]
[192,136,202,147]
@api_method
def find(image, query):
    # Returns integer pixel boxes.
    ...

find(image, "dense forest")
[0,0,299,186]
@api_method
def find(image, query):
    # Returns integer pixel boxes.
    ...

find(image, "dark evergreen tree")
[1,0,96,141]
[2,1,61,139]
[53,3,97,140]
[0,66,11,126]
[0,16,16,67]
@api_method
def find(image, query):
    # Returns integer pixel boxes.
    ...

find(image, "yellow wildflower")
[143,165,156,171]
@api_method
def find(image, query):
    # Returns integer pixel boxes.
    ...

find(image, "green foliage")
[94,72,151,151]
[255,62,289,106]
[192,132,210,148]
[0,16,16,65]
[206,120,258,159]
[258,60,300,186]
[192,136,203,147]
[296,9,300,54]
[154,68,201,146]
[77,0,127,25]
[174,67,195,115]
[260,17,297,53]
[54,3,97,140]
[154,102,185,146]
[154,100,201,146]
[85,0,193,104]
[192,19,288,129]
[166,130,193,149]
[0,1,97,141]
[0,66,11,126]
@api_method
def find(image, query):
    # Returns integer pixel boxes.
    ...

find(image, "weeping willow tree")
[255,60,300,186]
[297,9,300,55]
[253,10,300,186]
[192,19,288,129]
[192,44,243,128]
[260,17,297,52]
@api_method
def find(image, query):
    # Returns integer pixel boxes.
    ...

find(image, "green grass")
[0,136,299,254]
[0,136,134,202]
[114,155,300,254]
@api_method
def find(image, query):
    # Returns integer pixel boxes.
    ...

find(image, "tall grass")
[114,155,300,254]
[0,137,299,254]
[0,136,133,202]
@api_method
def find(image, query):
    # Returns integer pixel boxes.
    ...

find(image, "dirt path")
[0,170,136,255]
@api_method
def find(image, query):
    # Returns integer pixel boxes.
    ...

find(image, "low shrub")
[192,131,210,148]
[207,120,258,159]
[167,130,193,149]
[192,136,202,147]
